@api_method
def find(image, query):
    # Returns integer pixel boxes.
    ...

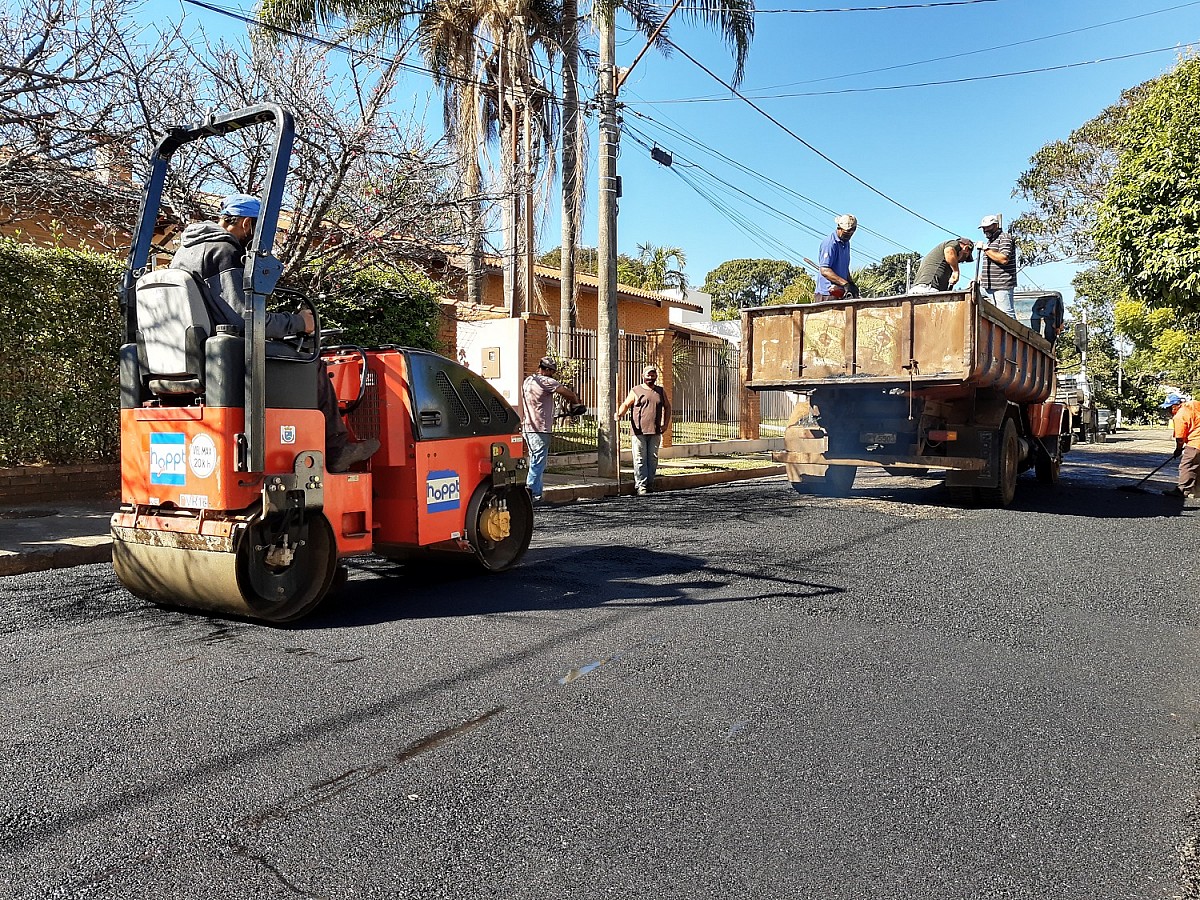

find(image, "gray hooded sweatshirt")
[169,222,304,340]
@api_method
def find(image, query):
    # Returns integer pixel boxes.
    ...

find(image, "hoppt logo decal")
[426,469,461,513]
[189,433,217,479]
[150,433,186,485]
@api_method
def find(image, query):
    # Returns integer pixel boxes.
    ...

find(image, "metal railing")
[545,327,649,454]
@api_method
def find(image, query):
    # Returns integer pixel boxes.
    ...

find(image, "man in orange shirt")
[1162,392,1200,498]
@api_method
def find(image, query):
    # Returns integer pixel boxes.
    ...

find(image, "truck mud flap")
[944,429,998,488]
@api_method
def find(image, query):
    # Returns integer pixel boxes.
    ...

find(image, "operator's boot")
[329,438,380,473]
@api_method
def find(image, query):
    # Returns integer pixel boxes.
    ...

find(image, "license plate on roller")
[862,432,897,443]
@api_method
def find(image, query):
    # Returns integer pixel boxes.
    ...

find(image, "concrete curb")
[0,465,787,575]
[543,464,786,503]
[0,542,112,577]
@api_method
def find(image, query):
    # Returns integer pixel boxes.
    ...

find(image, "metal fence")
[542,327,796,451]
[672,340,742,441]
[758,389,796,431]
[545,327,649,453]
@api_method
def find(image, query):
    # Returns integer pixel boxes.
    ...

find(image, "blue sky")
[609,0,1200,303]
[176,0,1200,307]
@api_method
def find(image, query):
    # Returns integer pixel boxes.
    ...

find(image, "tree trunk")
[558,0,581,352]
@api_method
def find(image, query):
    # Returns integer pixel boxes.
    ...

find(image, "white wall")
[663,287,712,325]
[456,318,524,410]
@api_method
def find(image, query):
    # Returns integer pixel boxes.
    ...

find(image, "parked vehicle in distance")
[1097,408,1117,434]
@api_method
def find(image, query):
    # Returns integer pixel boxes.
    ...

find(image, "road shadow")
[832,470,1190,519]
[308,543,846,628]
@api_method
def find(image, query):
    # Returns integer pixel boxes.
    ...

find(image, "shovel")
[1117,454,1177,493]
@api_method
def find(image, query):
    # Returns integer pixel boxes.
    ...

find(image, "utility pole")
[595,0,683,479]
[595,14,620,478]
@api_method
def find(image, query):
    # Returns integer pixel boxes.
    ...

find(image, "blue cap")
[1162,392,1187,409]
[218,193,261,218]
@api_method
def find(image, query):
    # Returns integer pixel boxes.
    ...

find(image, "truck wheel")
[980,419,1019,507]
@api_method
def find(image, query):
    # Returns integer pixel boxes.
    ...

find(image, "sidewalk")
[0,455,786,577]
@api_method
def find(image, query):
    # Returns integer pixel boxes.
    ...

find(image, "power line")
[655,0,1001,11]
[624,124,829,246]
[181,0,508,94]
[742,0,1200,92]
[625,106,917,255]
[663,37,957,235]
[635,42,1197,104]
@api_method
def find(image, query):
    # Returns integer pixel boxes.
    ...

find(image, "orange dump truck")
[742,285,1069,507]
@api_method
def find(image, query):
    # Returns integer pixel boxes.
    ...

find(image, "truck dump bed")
[743,289,1056,404]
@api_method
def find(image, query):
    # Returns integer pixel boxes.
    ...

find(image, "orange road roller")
[110,104,532,623]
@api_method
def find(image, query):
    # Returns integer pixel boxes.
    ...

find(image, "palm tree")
[417,0,488,304]
[558,0,753,331]
[636,242,687,292]
[259,0,753,318]
[260,0,560,310]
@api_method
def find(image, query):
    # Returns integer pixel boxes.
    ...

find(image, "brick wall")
[0,464,119,506]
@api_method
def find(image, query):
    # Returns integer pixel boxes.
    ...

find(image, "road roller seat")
[135,268,213,398]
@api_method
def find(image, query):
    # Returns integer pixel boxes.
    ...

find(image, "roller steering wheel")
[272,289,320,361]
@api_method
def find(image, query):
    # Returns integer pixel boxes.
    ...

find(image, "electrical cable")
[182,0,531,95]
[638,42,1198,103]
[664,37,957,235]
[625,122,891,265]
[657,0,1001,11]
[741,0,1200,92]
[625,106,917,255]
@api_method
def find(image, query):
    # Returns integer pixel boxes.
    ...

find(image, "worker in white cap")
[976,214,1017,317]
[815,214,858,301]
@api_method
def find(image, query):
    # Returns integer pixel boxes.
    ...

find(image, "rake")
[1117,454,1177,493]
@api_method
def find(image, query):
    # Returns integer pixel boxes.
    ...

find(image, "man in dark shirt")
[909,238,974,294]
[615,365,672,495]
[170,193,378,473]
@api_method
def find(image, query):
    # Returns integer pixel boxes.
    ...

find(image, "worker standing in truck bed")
[976,214,1018,317]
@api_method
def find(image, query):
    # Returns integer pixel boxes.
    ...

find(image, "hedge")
[0,240,123,466]
[0,242,445,467]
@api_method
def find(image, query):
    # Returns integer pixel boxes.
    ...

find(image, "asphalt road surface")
[2,430,1198,900]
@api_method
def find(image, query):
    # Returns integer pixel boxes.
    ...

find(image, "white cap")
[979,214,1001,229]
[835,214,857,230]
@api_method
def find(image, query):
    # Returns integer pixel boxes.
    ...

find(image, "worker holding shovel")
[1162,393,1200,498]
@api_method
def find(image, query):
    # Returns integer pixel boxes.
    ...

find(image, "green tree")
[539,245,649,288]
[701,258,805,318]
[775,272,815,305]
[540,246,600,272]
[310,264,443,351]
[1011,94,1138,266]
[858,252,921,296]
[617,255,648,288]
[1098,54,1200,315]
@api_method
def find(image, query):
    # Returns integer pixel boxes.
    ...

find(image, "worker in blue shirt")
[814,214,858,301]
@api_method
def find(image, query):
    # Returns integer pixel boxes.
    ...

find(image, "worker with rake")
[1162,392,1200,499]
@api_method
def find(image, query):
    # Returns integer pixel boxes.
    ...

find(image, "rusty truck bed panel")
[743,290,1055,404]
